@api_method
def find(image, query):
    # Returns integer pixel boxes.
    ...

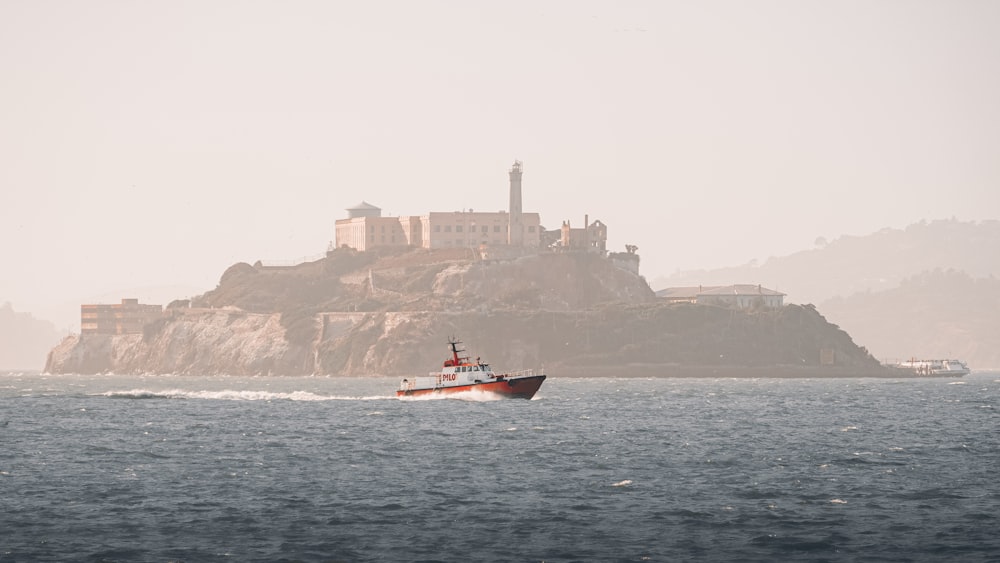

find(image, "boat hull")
[397,375,546,399]
[889,359,970,377]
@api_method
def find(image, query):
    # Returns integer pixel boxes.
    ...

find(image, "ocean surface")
[1,371,998,562]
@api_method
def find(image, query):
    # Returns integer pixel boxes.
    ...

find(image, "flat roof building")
[81,298,164,335]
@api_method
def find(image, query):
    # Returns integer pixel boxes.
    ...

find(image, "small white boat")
[891,358,970,377]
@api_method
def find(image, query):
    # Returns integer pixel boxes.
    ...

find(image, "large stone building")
[81,298,163,334]
[334,161,541,251]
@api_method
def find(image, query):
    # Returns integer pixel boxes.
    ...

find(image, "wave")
[397,389,506,402]
[98,389,394,401]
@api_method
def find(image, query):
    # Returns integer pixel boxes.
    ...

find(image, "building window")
[528,226,536,233]
[370,225,375,233]
[381,225,385,233]
[445,226,452,232]
[481,226,488,233]
[493,225,501,233]
[456,225,463,232]
[434,225,441,232]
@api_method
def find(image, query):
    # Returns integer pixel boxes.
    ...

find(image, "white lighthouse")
[508,160,524,246]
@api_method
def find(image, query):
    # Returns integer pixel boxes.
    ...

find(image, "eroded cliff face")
[46,304,881,376]
[45,249,883,376]
[311,304,882,377]
[46,310,311,375]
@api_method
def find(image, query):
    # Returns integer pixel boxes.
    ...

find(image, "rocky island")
[46,246,886,377]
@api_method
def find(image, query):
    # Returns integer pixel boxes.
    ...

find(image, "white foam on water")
[397,388,505,402]
[830,499,848,504]
[611,479,633,487]
[99,389,393,401]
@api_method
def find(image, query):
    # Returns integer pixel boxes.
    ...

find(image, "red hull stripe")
[397,375,546,399]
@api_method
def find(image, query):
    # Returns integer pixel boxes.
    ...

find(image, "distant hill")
[652,219,1000,305]
[652,219,1000,370]
[0,302,64,370]
[819,270,1000,369]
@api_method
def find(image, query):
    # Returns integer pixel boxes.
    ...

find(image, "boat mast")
[448,337,468,365]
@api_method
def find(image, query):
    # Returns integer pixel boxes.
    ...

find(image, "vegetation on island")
[111,245,880,376]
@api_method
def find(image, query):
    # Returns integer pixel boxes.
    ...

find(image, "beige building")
[335,208,542,251]
[424,210,540,249]
[81,298,163,334]
[335,162,542,251]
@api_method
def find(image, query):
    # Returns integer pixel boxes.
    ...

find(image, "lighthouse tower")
[508,160,524,246]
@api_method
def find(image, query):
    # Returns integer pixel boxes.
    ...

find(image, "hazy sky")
[2,0,998,328]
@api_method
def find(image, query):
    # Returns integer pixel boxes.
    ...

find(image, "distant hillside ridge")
[819,269,1000,369]
[653,219,1000,305]
[1,302,64,370]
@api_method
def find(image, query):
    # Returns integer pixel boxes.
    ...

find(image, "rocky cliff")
[46,248,883,376]
[46,309,311,375]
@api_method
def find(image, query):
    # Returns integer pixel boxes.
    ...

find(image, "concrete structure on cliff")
[81,298,163,334]
[333,161,542,252]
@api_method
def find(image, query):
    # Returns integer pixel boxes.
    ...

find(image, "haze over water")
[2,372,998,561]
[3,1,999,329]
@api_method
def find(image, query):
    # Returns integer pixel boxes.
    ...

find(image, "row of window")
[429,225,537,233]
[434,225,506,233]
[363,233,543,246]
[357,222,538,236]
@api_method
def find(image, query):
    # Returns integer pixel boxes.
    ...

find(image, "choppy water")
[1,371,998,562]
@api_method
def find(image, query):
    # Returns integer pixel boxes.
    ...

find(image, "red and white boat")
[397,337,546,399]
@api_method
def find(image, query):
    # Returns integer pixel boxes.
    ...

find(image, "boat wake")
[397,388,508,402]
[98,389,395,401]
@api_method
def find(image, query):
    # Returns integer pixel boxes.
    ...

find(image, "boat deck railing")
[398,368,545,390]
[498,368,544,378]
